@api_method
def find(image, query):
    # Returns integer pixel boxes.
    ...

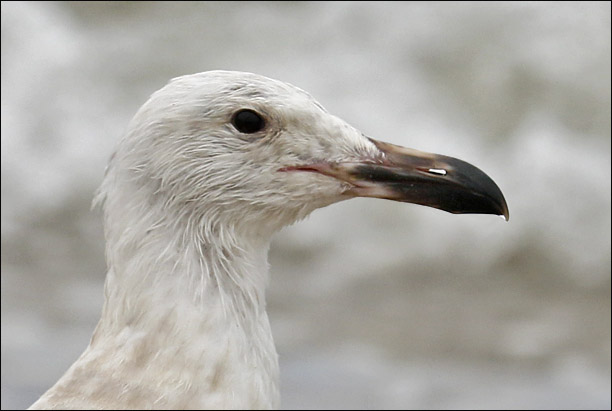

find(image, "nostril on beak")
[426,168,447,176]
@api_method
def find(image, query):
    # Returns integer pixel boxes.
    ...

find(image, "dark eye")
[231,109,265,134]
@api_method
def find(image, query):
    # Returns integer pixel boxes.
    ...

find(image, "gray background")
[1,2,610,409]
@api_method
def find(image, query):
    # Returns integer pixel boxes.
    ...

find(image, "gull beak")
[346,138,509,220]
[286,138,509,220]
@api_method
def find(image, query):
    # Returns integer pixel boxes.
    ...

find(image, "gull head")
[100,70,508,240]
[31,70,510,411]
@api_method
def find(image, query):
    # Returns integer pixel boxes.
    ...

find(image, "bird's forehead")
[167,71,326,115]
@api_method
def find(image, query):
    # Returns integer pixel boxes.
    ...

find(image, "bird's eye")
[231,109,265,134]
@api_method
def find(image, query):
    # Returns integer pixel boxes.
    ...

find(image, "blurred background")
[1,2,610,409]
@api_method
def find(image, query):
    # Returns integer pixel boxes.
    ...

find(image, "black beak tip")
[454,159,509,222]
[446,155,509,221]
[484,191,509,221]
[499,199,510,222]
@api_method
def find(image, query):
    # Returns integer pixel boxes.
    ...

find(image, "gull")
[29,70,508,410]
